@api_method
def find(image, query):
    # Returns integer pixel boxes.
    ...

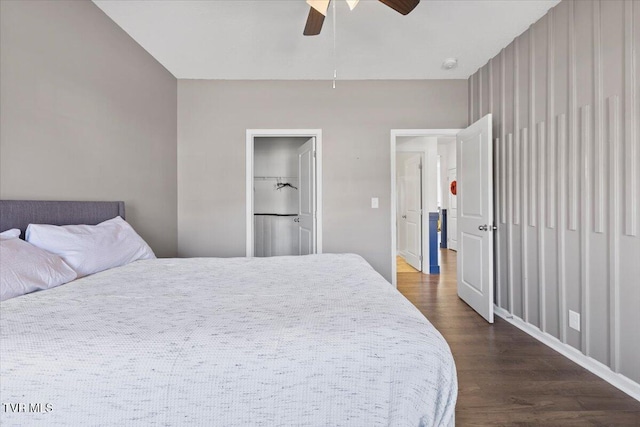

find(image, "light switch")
[371,197,379,209]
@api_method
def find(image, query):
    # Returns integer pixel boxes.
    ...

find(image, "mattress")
[0,254,457,426]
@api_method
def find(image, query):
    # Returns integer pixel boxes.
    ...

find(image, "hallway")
[397,249,640,426]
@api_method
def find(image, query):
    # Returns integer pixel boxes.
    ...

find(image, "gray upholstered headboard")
[0,200,125,238]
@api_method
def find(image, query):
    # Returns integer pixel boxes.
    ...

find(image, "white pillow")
[26,216,156,277]
[0,237,77,301]
[0,228,21,240]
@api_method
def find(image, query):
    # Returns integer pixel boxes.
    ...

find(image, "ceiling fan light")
[306,0,330,16]
[346,0,360,10]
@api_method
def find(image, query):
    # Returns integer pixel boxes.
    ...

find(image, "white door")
[456,114,494,323]
[397,176,407,255]
[448,168,458,251]
[297,137,316,255]
[403,155,422,271]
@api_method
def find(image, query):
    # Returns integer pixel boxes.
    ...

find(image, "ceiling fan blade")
[303,6,325,36]
[307,0,330,15]
[378,0,420,15]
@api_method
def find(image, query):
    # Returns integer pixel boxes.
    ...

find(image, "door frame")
[390,129,460,287]
[246,129,323,257]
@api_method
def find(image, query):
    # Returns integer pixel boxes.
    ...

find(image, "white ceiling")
[93,0,559,80]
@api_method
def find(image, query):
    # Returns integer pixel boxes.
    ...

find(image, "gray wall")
[469,0,639,383]
[0,0,178,257]
[178,80,467,280]
[254,137,307,179]
[437,137,456,212]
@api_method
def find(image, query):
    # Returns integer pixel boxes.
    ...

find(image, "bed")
[0,200,457,427]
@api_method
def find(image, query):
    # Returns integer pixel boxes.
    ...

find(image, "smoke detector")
[442,58,458,70]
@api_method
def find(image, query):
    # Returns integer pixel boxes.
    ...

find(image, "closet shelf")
[254,176,297,180]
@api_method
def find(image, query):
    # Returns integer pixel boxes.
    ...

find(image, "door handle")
[294,218,300,223]
[478,224,488,231]
[402,215,407,219]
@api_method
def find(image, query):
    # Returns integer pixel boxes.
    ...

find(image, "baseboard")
[494,305,640,402]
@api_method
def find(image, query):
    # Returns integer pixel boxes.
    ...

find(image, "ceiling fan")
[304,0,420,36]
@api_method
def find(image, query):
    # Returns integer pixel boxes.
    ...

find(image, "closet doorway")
[245,129,323,257]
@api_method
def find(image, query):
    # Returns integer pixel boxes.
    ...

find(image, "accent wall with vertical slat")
[468,0,640,387]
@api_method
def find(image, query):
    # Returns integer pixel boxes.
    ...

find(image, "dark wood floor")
[397,249,640,426]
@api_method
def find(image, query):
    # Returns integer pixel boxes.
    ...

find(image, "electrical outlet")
[371,197,379,209]
[569,310,581,332]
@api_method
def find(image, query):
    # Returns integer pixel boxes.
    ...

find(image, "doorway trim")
[246,129,323,257]
[390,129,460,287]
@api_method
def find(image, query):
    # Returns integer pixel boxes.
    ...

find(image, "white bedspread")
[0,254,456,426]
